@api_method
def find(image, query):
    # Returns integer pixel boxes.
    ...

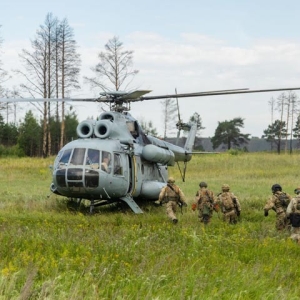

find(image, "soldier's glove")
[237,211,241,217]
[191,203,197,211]
[264,209,268,217]
[213,203,220,212]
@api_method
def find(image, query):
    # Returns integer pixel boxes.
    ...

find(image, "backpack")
[220,192,234,209]
[198,189,212,205]
[276,192,289,208]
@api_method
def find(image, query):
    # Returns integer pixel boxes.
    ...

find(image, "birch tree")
[57,18,81,149]
[161,98,177,139]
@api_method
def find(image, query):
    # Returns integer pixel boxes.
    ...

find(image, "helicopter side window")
[86,149,100,169]
[101,151,111,173]
[70,148,85,165]
[113,153,123,175]
[127,121,139,138]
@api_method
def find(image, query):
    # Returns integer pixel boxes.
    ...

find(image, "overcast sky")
[1,0,300,137]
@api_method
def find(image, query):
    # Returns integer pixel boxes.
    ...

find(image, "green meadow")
[0,153,300,299]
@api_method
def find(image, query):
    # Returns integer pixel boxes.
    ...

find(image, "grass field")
[0,153,300,299]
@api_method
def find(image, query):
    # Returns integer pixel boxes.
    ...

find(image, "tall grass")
[0,153,299,299]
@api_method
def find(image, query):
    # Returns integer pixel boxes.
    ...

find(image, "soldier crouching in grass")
[286,187,300,243]
[217,184,241,224]
[264,184,291,231]
[157,177,187,224]
[192,181,217,224]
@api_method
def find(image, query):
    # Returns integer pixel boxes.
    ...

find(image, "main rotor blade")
[1,87,300,103]
[140,87,300,101]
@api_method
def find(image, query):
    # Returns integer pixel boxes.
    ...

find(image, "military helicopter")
[1,86,300,213]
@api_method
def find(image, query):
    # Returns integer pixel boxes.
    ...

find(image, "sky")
[1,0,300,138]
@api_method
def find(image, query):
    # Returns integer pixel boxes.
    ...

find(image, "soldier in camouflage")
[286,187,300,243]
[217,184,241,224]
[264,184,292,231]
[192,182,217,224]
[158,177,187,224]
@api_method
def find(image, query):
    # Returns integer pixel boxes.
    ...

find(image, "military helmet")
[167,177,175,184]
[294,187,300,194]
[222,184,230,191]
[199,181,207,188]
[271,184,282,193]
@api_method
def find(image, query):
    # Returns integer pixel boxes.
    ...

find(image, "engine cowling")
[76,120,95,138]
[94,120,112,139]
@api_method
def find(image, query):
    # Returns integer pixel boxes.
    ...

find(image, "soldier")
[192,181,217,224]
[264,184,292,231]
[217,184,241,224]
[286,187,300,242]
[158,177,187,224]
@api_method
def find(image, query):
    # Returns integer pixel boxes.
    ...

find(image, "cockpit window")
[101,151,111,173]
[70,148,85,165]
[86,149,100,166]
[114,153,123,175]
[59,149,72,164]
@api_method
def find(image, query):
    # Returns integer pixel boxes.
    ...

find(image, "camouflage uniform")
[193,182,217,224]
[158,177,187,224]
[286,187,300,243]
[217,184,241,224]
[264,184,292,231]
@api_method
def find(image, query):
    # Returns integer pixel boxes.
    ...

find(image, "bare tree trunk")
[277,93,286,155]
[268,97,275,150]
[285,93,291,153]
[59,18,81,149]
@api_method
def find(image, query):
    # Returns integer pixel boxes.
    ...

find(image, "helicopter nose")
[54,166,100,192]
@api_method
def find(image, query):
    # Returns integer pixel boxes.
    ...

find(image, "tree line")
[0,110,78,156]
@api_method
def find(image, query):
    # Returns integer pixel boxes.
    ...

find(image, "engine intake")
[76,120,95,138]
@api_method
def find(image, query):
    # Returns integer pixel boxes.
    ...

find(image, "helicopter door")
[126,154,134,194]
[112,153,132,194]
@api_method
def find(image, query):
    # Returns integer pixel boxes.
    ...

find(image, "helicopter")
[1,86,300,213]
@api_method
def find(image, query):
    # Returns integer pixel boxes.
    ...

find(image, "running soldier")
[286,187,300,242]
[264,184,292,231]
[217,184,241,224]
[158,177,187,224]
[192,182,217,224]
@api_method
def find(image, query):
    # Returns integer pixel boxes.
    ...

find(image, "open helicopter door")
[118,153,143,213]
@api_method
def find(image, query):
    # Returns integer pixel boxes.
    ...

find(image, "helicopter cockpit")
[51,145,127,199]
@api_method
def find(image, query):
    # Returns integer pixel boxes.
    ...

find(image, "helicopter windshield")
[55,148,124,176]
[52,146,129,198]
